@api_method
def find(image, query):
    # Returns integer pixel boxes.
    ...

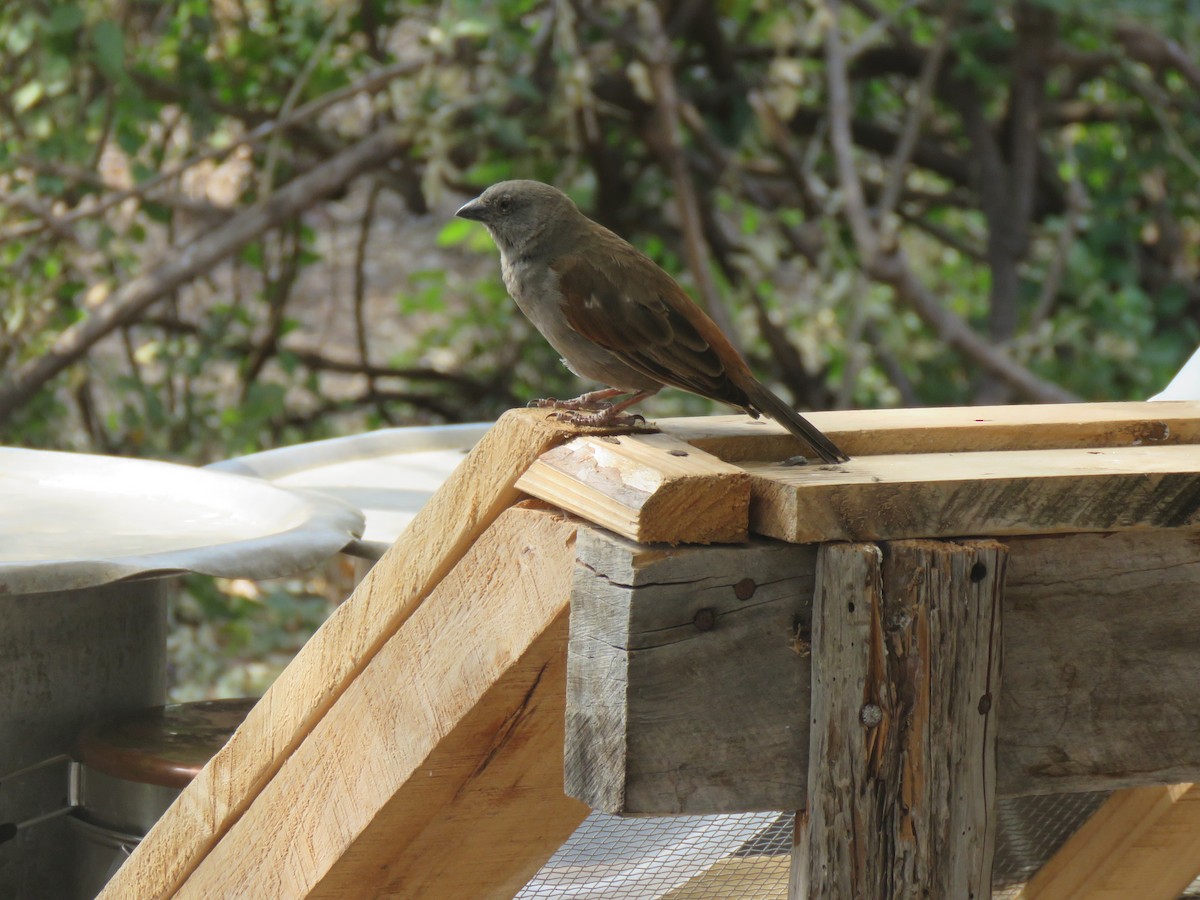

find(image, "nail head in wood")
[859,703,883,728]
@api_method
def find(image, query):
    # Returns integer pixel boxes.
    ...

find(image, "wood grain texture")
[1018,784,1200,900]
[659,855,790,899]
[515,432,750,544]
[657,401,1200,460]
[794,540,1005,900]
[564,528,1200,815]
[99,410,588,900]
[746,445,1200,543]
[1000,528,1200,794]
[564,526,816,814]
[175,505,584,900]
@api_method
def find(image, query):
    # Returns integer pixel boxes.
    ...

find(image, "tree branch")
[638,0,740,342]
[0,60,421,241]
[0,128,406,422]
[823,0,1076,404]
[875,1,959,248]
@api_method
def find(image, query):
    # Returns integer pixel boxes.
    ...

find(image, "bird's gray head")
[455,180,582,258]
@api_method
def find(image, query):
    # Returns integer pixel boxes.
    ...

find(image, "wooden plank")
[99,410,589,900]
[791,540,1004,900]
[659,855,790,899]
[565,527,1200,815]
[657,400,1200,460]
[745,445,1200,543]
[1018,784,1200,899]
[174,504,586,899]
[1000,529,1200,795]
[515,432,751,544]
[564,527,815,814]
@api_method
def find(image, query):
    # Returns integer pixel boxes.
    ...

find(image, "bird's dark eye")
[496,197,512,213]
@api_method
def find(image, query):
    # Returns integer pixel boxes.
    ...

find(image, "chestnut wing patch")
[552,252,748,405]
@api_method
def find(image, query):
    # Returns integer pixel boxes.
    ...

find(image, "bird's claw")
[549,410,647,428]
[530,396,614,411]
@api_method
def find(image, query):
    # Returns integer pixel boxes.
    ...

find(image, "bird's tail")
[740,380,849,464]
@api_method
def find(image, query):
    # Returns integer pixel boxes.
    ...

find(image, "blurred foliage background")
[3,0,1198,695]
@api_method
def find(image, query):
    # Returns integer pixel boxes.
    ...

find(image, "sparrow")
[455,180,849,464]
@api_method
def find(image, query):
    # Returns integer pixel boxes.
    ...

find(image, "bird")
[455,180,849,464]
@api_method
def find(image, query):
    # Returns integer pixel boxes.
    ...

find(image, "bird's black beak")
[455,198,486,222]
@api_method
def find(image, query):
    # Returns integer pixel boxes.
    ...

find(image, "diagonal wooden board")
[1018,784,1200,899]
[175,504,587,899]
[98,411,612,900]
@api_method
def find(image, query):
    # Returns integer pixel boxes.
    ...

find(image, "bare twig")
[139,314,509,399]
[863,318,920,406]
[823,0,1076,404]
[898,209,987,263]
[0,60,422,242]
[1028,149,1089,330]
[351,181,393,422]
[871,249,1078,402]
[242,224,303,392]
[836,271,871,409]
[875,1,960,248]
[823,1,877,257]
[1115,20,1200,94]
[0,127,406,421]
[261,5,351,196]
[638,0,740,342]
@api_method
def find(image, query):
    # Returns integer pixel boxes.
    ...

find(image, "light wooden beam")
[565,527,1200,815]
[745,445,1200,543]
[1018,784,1200,899]
[515,432,751,544]
[174,504,586,899]
[658,400,1200,460]
[660,856,790,899]
[791,539,1005,899]
[100,410,592,900]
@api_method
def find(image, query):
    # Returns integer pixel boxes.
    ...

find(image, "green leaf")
[46,5,85,35]
[6,15,37,55]
[92,19,125,80]
[13,81,44,113]
[436,216,476,247]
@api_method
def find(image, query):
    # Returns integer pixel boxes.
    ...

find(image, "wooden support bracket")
[1019,784,1200,899]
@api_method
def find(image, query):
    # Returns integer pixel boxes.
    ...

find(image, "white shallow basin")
[208,423,492,558]
[0,447,363,595]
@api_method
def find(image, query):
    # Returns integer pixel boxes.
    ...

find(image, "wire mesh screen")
[992,791,1109,892]
[519,792,1195,899]
[518,811,790,899]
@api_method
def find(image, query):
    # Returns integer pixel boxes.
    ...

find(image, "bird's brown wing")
[551,250,751,407]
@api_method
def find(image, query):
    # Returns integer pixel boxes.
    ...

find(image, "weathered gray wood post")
[792,540,1006,899]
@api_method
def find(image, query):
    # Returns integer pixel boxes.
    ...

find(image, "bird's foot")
[528,397,613,412]
[528,388,624,412]
[549,409,647,428]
